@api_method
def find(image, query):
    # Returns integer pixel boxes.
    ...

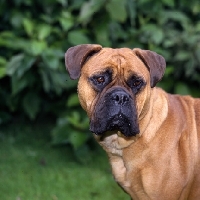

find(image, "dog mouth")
[107,114,130,131]
[90,113,140,137]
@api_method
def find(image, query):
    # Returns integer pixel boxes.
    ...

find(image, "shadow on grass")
[0,120,129,200]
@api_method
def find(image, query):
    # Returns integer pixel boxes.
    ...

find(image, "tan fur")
[68,47,200,199]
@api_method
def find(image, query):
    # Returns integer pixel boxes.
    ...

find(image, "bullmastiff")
[65,44,200,200]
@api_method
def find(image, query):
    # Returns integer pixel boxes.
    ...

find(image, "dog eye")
[89,69,112,92]
[133,80,142,87]
[127,76,144,94]
[96,76,105,84]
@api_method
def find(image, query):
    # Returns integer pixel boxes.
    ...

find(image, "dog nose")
[111,90,129,105]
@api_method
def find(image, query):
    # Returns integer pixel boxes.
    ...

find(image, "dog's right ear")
[65,44,102,80]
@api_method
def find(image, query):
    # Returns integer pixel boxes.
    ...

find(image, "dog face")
[65,44,166,137]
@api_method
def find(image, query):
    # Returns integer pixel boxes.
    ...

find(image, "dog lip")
[110,113,128,125]
[90,113,139,137]
[110,114,124,126]
[91,129,139,137]
[109,113,139,136]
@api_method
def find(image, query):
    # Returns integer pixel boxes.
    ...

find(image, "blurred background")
[0,0,200,199]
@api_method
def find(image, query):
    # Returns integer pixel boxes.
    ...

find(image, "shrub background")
[0,0,200,153]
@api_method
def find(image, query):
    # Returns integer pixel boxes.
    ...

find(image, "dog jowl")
[89,85,139,137]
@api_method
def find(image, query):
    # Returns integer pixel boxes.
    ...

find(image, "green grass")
[0,121,129,200]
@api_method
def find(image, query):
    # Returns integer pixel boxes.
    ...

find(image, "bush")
[0,0,200,154]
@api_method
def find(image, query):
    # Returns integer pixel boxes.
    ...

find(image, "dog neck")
[138,87,169,142]
[94,131,140,157]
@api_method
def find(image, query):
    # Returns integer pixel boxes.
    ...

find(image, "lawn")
[0,120,129,200]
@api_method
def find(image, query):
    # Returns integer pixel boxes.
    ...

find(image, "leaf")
[175,82,190,95]
[51,119,89,150]
[59,11,74,31]
[79,0,105,24]
[42,48,64,61]
[162,0,174,7]
[161,11,190,29]
[23,18,34,37]
[67,111,89,130]
[57,0,68,6]
[71,0,86,8]
[12,38,29,52]
[0,32,31,53]
[126,0,136,26]
[69,131,89,150]
[6,54,35,78]
[67,93,80,107]
[39,68,51,93]
[185,59,195,77]
[0,57,7,78]
[11,12,23,28]
[0,67,6,79]
[152,29,164,45]
[11,73,29,95]
[51,117,70,145]
[48,70,68,94]
[0,31,14,38]
[6,54,24,76]
[106,0,127,22]
[29,40,47,56]
[68,30,90,45]
[42,53,59,70]
[109,22,128,41]
[37,24,52,40]
[39,67,67,94]
[59,18,74,31]
[17,55,35,78]
[164,66,174,77]
[191,1,200,14]
[174,51,191,61]
[67,111,80,127]
[94,21,111,46]
[140,24,164,44]
[0,56,7,64]
[22,92,41,120]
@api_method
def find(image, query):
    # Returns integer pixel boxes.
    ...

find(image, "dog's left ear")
[65,44,102,80]
[133,48,166,87]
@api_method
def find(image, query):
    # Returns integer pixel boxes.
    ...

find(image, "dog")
[65,44,200,200]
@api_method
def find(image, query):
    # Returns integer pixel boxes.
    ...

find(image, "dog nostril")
[115,95,120,102]
[112,94,119,101]
[123,95,129,102]
[112,92,129,104]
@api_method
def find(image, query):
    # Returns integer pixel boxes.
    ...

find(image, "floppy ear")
[65,44,102,80]
[133,48,166,88]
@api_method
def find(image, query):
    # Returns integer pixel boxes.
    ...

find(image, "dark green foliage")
[0,0,200,152]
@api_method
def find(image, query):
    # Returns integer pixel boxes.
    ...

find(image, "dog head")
[65,44,166,137]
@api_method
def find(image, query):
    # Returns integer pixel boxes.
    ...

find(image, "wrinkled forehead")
[82,48,149,79]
